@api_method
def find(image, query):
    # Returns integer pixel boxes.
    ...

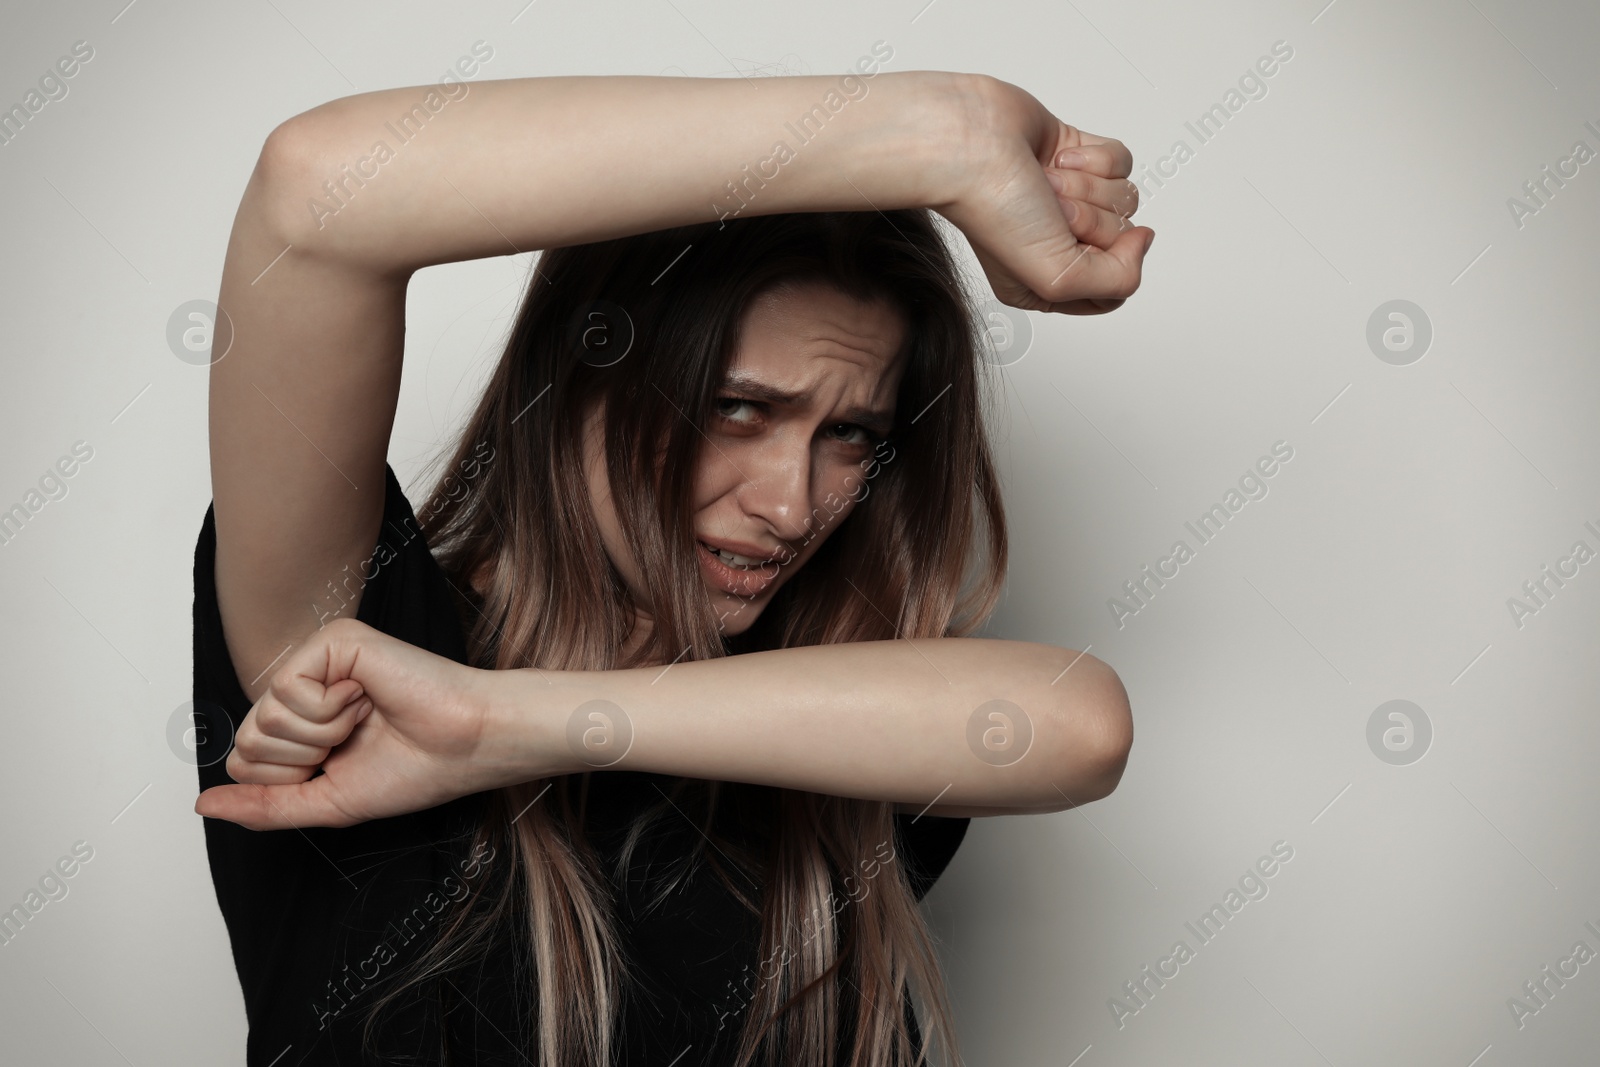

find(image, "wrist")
[477,665,588,787]
[799,69,989,217]
[906,71,1015,213]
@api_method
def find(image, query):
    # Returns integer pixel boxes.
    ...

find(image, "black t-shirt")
[192,463,970,1066]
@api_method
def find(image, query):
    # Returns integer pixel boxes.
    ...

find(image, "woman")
[191,69,1151,1066]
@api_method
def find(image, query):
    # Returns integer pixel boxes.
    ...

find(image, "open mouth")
[696,539,783,597]
[698,540,776,569]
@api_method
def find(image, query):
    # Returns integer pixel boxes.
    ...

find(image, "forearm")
[262,69,982,273]
[484,639,1133,811]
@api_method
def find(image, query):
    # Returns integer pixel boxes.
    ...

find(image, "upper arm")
[209,117,411,704]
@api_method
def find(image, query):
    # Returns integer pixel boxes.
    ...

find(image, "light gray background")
[2,1,1596,1064]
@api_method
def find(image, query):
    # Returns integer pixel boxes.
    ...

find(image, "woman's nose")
[736,436,815,543]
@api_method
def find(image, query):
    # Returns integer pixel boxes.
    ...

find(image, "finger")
[971,242,1131,317]
[268,672,364,728]
[1044,167,1138,220]
[225,744,318,784]
[256,694,372,748]
[195,779,357,830]
[231,730,331,769]
[1051,296,1128,315]
[1051,140,1133,180]
[1036,226,1154,312]
[1061,197,1141,250]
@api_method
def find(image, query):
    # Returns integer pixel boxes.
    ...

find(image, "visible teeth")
[704,542,765,568]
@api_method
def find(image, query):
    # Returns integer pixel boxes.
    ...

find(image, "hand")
[194,617,507,830]
[935,74,1154,315]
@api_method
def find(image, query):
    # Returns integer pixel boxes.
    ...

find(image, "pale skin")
[196,70,1151,831]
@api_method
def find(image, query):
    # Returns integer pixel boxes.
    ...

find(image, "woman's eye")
[828,423,873,446]
[713,400,877,447]
[714,398,760,425]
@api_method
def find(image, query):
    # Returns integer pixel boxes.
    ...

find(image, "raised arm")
[484,633,1135,818]
[214,70,963,706]
[195,618,1133,829]
[201,69,1151,827]
[267,70,1146,283]
[213,68,1146,706]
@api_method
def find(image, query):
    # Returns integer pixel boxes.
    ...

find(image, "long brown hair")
[364,208,1008,1066]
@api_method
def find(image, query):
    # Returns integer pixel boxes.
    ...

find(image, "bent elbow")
[253,107,372,254]
[1092,698,1134,801]
[1042,657,1134,809]
[246,115,327,251]
[1078,683,1133,804]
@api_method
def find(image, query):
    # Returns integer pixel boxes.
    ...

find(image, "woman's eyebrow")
[720,371,895,435]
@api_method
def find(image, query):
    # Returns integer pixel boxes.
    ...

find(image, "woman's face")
[583,279,908,658]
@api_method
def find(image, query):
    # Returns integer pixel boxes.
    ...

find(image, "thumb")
[195,779,355,831]
[325,677,366,712]
[953,172,1146,309]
